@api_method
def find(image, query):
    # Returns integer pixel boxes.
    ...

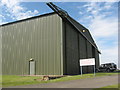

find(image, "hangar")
[1,3,100,75]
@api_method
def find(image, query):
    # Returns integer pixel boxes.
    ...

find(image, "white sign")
[80,58,95,66]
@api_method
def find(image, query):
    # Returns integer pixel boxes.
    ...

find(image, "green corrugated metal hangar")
[1,3,100,75]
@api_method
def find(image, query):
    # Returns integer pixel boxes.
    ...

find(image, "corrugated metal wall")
[68,17,98,48]
[65,22,79,75]
[86,41,94,73]
[64,19,99,74]
[95,49,100,68]
[2,14,63,75]
[79,34,87,59]
[79,34,87,74]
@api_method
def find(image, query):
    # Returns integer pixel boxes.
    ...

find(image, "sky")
[0,0,119,68]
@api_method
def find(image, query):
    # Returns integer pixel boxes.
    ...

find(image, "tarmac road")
[8,74,119,88]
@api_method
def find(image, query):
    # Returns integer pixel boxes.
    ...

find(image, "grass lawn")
[2,72,119,87]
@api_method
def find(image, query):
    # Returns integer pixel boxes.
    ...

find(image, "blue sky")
[0,0,119,67]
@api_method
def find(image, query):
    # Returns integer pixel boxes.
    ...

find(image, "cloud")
[78,2,118,66]
[0,15,5,25]
[89,16,118,38]
[20,0,119,2]
[1,0,39,23]
[79,11,83,15]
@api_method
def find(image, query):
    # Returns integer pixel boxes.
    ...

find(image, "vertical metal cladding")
[64,18,100,74]
[86,41,94,73]
[78,34,87,74]
[78,34,99,73]
[79,34,87,59]
[1,12,100,75]
[2,13,63,75]
[68,17,97,48]
[95,49,100,68]
[65,22,79,75]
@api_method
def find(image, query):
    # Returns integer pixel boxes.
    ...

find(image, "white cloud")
[1,0,39,22]
[90,16,118,38]
[0,13,6,25]
[78,2,118,66]
[103,2,113,9]
[79,11,83,15]
[21,0,119,2]
[83,2,100,15]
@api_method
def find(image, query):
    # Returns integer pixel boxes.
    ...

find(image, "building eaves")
[1,12,56,26]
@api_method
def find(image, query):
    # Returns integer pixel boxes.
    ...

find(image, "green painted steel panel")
[79,34,87,59]
[63,21,100,74]
[79,34,87,74]
[87,41,92,58]
[95,49,100,68]
[78,36,99,73]
[68,17,98,49]
[1,12,100,75]
[65,22,79,75]
[2,14,63,75]
[86,41,94,73]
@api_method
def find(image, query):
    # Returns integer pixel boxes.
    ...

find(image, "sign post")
[94,65,96,76]
[81,66,82,76]
[80,58,95,76]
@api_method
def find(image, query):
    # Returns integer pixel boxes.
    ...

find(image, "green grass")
[2,75,43,87]
[2,72,119,87]
[48,72,118,83]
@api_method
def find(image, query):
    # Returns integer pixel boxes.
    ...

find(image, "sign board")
[80,58,95,66]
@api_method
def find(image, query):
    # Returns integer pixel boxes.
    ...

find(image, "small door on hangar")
[29,60,35,75]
